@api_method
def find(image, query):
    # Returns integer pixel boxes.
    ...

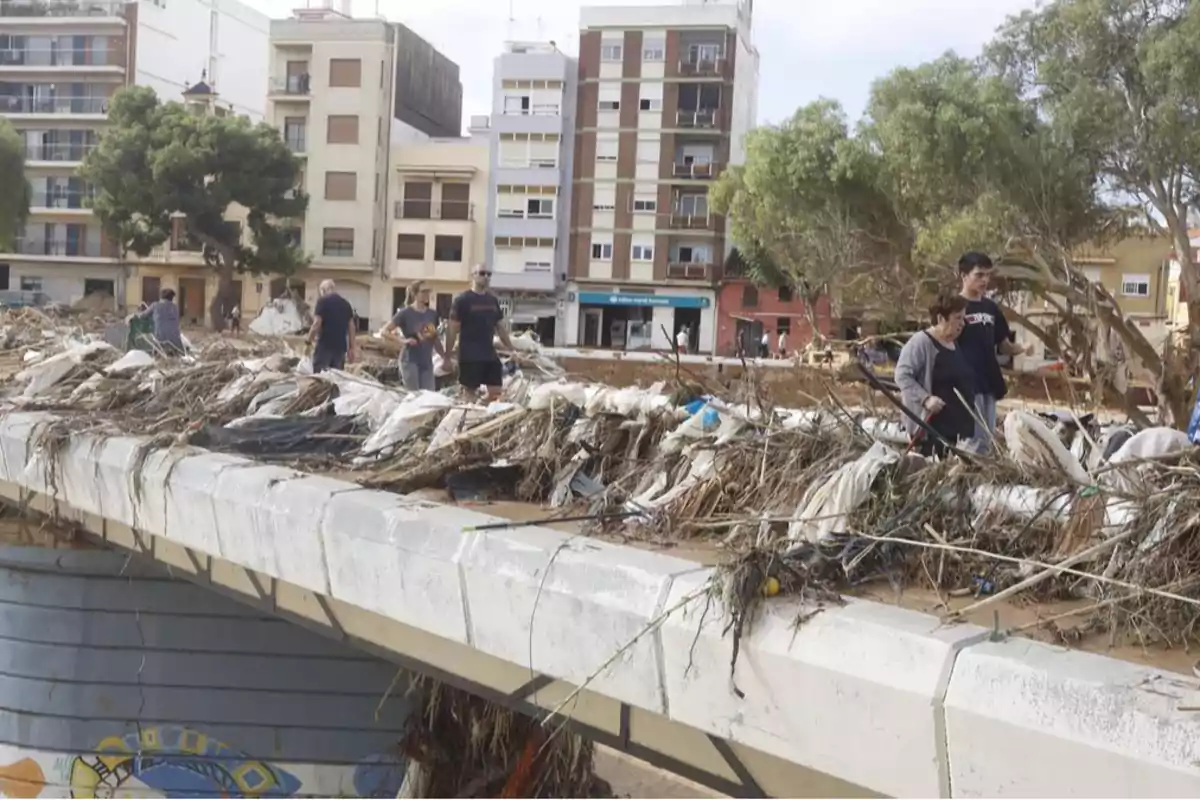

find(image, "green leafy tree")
[82,86,307,329]
[0,119,30,253]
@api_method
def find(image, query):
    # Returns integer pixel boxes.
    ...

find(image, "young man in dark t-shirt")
[956,251,1028,447]
[307,279,357,373]
[447,263,514,401]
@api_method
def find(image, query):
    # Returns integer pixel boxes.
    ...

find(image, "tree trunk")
[208,251,235,332]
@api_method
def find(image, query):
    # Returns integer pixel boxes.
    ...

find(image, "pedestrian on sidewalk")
[383,281,443,391]
[307,279,357,373]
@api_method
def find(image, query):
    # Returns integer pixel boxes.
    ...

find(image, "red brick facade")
[715,279,832,356]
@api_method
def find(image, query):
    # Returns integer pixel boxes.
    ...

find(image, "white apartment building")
[484,40,577,345]
[265,3,464,328]
[565,0,759,353]
[0,0,269,305]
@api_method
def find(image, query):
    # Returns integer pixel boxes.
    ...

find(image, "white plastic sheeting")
[104,350,155,375]
[15,341,113,398]
[360,391,455,458]
[788,441,901,544]
[1004,411,1090,486]
[249,298,305,336]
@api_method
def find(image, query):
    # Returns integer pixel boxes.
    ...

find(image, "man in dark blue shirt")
[956,251,1028,447]
[307,280,357,373]
[447,264,514,401]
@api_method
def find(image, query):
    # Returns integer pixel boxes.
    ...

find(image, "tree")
[0,119,30,253]
[711,100,906,338]
[82,87,308,328]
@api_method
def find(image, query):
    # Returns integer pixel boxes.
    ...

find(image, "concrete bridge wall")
[0,410,1198,798]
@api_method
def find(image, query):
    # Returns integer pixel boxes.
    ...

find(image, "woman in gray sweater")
[894,293,976,455]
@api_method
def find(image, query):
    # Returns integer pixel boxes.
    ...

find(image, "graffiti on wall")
[0,726,407,798]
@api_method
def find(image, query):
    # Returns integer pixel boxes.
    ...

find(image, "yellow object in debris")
[762,577,780,597]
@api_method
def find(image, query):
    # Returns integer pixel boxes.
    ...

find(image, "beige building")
[386,137,489,322]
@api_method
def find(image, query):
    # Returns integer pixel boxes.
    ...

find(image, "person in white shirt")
[760,330,770,358]
[777,330,788,358]
[675,327,689,354]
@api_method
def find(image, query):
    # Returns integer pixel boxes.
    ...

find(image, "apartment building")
[565,0,758,352]
[387,136,489,324]
[265,4,464,328]
[485,41,577,345]
[0,0,269,306]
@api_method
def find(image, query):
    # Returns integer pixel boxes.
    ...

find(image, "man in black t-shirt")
[447,264,515,401]
[956,252,1029,447]
[307,279,357,373]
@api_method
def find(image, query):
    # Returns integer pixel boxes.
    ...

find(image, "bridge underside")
[4,480,879,800]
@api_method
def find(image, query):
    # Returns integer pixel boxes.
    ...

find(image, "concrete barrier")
[945,639,1200,797]
[4,410,1200,797]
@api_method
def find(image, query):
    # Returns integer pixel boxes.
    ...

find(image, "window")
[396,233,424,260]
[19,276,41,292]
[504,95,530,115]
[525,261,552,272]
[1121,274,1151,297]
[527,198,554,219]
[632,199,657,213]
[326,114,359,144]
[642,44,665,61]
[598,99,620,111]
[777,317,792,336]
[283,117,306,152]
[324,171,357,201]
[402,182,432,218]
[322,227,354,257]
[442,183,471,220]
[742,285,759,307]
[601,44,622,61]
[779,285,794,302]
[433,235,463,262]
[328,58,362,88]
[639,98,662,111]
[632,244,654,262]
[591,242,613,260]
[596,136,619,161]
[636,138,659,163]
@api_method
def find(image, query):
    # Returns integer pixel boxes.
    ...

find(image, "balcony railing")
[667,262,714,281]
[0,1,126,18]
[269,75,310,95]
[25,143,95,161]
[0,96,107,114]
[394,200,474,221]
[667,212,712,230]
[677,56,725,76]
[12,238,102,257]
[0,47,122,67]
[671,161,718,179]
[676,109,718,129]
[30,191,94,209]
[501,105,560,116]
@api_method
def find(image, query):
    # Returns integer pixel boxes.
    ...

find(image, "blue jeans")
[974,393,997,449]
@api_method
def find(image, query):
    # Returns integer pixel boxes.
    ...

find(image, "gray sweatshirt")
[893,331,940,436]
[138,301,183,350]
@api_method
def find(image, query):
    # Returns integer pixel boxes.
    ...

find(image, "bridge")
[0,409,1197,798]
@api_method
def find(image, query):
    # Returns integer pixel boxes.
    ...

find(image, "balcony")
[676,109,718,129]
[30,190,94,210]
[667,262,714,281]
[0,95,107,115]
[393,200,474,221]
[0,1,127,19]
[285,134,306,154]
[11,238,102,258]
[671,161,719,179]
[268,76,310,98]
[667,212,712,230]
[25,143,95,162]
[677,56,726,77]
[501,104,561,117]
[0,46,124,69]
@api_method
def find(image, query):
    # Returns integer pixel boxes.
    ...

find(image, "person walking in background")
[956,251,1029,447]
[675,326,689,354]
[382,281,443,391]
[447,264,515,402]
[307,279,357,373]
[760,329,770,358]
[895,292,976,456]
[131,287,184,354]
[227,302,241,335]
[777,329,788,359]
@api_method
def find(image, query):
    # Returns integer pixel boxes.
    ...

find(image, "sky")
[244,0,1038,126]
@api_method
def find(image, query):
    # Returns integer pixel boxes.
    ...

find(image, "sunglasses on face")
[476,271,493,277]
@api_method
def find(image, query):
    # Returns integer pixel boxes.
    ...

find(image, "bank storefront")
[563,284,716,353]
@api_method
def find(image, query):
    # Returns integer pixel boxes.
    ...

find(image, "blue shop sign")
[577,292,710,309]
